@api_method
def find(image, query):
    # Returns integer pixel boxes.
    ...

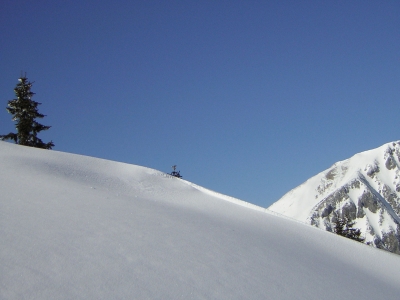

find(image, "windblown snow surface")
[1,142,400,299]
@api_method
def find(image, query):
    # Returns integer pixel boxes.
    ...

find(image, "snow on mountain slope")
[269,141,400,254]
[1,141,400,299]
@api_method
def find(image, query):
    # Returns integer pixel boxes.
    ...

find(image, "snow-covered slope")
[269,141,400,254]
[1,142,400,299]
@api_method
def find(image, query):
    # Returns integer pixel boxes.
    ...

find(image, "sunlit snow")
[269,141,400,250]
[1,142,400,299]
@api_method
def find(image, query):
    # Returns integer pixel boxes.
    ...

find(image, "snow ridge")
[2,141,400,299]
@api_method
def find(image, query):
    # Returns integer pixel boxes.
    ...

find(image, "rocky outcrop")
[270,141,400,255]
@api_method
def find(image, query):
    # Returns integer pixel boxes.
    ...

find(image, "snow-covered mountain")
[269,141,400,254]
[1,141,400,299]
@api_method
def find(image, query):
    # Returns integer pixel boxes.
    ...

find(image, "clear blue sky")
[1,1,399,207]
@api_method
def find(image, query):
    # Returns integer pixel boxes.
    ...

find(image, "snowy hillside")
[1,142,400,299]
[269,141,400,254]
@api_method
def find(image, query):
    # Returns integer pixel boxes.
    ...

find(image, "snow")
[380,210,398,233]
[268,173,323,220]
[364,208,383,239]
[1,142,400,299]
[269,142,400,221]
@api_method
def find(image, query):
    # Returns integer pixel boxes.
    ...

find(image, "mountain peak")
[269,141,400,254]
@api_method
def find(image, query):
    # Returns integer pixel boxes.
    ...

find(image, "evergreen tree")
[169,165,182,178]
[334,215,365,243]
[1,75,54,149]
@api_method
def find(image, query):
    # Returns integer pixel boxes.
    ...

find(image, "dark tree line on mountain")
[1,75,54,149]
[334,216,365,243]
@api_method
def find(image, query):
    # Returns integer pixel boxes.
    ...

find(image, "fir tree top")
[333,215,365,243]
[1,75,54,149]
